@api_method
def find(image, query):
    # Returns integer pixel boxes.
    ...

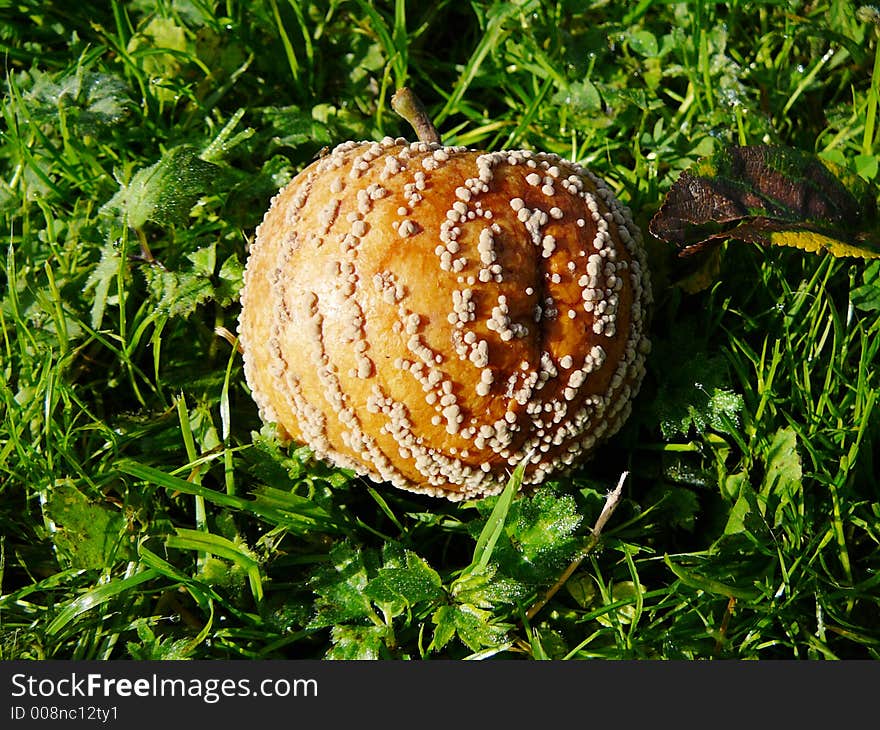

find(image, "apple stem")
[391,87,440,145]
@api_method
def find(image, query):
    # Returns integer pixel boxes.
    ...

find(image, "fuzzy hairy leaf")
[326,625,389,660]
[25,68,132,135]
[308,541,376,627]
[430,603,510,653]
[142,265,214,318]
[472,486,582,584]
[364,546,444,610]
[100,146,218,229]
[647,330,744,440]
[261,105,333,149]
[451,564,528,608]
[141,242,234,319]
[506,488,582,564]
[658,386,743,439]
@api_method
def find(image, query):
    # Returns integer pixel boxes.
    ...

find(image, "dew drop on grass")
[719,88,743,108]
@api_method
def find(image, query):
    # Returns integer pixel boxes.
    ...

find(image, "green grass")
[1,0,879,660]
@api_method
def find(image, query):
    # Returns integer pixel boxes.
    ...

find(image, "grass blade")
[166,528,263,603]
[46,568,159,636]
[470,456,527,571]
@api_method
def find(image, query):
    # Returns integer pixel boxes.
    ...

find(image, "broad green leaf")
[430,605,457,651]
[761,427,803,528]
[722,471,755,536]
[722,429,802,536]
[724,487,758,537]
[43,480,131,569]
[629,30,659,58]
[851,260,880,312]
[551,80,602,113]
[187,241,217,276]
[721,470,750,502]
[723,481,775,541]
[126,16,187,103]
[216,254,244,305]
[854,154,879,182]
